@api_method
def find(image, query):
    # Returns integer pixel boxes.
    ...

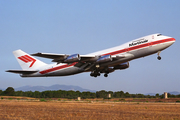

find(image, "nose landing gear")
[157,51,161,60]
[157,56,161,60]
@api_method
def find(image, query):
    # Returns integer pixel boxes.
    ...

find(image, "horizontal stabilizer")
[6,70,38,74]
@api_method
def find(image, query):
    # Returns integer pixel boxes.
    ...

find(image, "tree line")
[1,87,180,99]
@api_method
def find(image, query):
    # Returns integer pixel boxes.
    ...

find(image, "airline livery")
[6,33,175,77]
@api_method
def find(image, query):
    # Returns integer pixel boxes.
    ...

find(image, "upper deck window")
[157,34,162,36]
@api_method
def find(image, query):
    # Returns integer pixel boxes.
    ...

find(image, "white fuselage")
[21,34,175,77]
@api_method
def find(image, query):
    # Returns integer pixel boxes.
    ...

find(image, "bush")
[176,100,180,103]
[40,98,46,102]
[119,99,125,101]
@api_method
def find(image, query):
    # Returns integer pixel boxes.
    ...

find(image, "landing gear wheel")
[90,73,94,77]
[157,56,161,60]
[104,74,108,77]
[97,73,100,76]
[157,51,161,60]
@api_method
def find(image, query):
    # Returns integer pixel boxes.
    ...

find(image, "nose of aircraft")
[170,37,176,43]
[166,37,175,47]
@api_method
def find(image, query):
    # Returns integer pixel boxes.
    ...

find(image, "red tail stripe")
[24,55,36,67]
[21,56,32,62]
[18,56,29,63]
[23,55,32,61]
[29,60,36,67]
[18,55,36,68]
[24,55,36,61]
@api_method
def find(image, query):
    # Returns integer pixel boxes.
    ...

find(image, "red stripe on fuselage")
[39,62,77,74]
[39,38,175,74]
[103,38,175,56]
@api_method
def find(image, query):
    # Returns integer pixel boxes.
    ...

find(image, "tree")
[124,92,130,98]
[0,90,3,95]
[113,91,124,98]
[155,93,160,98]
[96,90,109,99]
[4,87,15,96]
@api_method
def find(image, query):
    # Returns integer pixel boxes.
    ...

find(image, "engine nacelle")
[96,55,112,63]
[64,54,80,63]
[113,62,129,70]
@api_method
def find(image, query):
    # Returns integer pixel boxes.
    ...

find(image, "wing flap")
[6,70,38,74]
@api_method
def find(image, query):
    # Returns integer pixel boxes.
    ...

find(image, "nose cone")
[165,37,175,47]
[171,37,176,42]
[170,37,176,44]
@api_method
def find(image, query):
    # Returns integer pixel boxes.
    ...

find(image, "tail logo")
[18,55,36,68]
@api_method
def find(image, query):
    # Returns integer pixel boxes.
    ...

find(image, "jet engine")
[64,54,80,63]
[113,62,129,70]
[96,55,112,63]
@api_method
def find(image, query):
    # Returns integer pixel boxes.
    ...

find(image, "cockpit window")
[157,34,162,36]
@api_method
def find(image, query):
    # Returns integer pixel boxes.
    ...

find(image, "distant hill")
[14,84,96,92]
[169,91,180,95]
[146,91,180,96]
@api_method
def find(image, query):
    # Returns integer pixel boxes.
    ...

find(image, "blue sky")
[1,1,180,94]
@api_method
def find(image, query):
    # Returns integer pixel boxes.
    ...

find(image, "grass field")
[0,99,180,120]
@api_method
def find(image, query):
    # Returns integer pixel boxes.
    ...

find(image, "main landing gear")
[104,73,108,77]
[90,71,100,77]
[90,65,110,78]
[157,51,161,60]
[90,71,109,77]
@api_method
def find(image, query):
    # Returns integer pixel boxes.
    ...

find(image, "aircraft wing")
[31,52,133,64]
[31,52,67,59]
[6,70,38,74]
[31,52,97,63]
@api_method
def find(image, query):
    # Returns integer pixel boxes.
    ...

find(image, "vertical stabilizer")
[13,49,47,70]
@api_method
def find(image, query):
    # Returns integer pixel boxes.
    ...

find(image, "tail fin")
[13,49,47,70]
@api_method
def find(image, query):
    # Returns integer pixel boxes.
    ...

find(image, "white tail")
[13,49,47,70]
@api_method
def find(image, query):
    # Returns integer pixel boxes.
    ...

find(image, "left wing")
[31,52,97,63]
[31,52,131,63]
[31,52,133,72]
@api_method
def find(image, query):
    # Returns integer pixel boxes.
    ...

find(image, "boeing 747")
[6,33,175,77]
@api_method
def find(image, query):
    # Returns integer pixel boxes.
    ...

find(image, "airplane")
[6,33,175,77]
